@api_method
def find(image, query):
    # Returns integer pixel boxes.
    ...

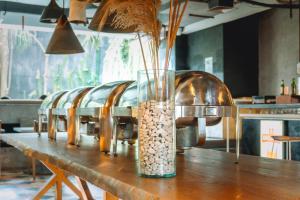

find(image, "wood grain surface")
[1,133,300,200]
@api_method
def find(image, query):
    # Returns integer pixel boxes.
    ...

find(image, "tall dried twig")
[162,0,189,100]
[138,33,153,98]
[95,0,189,101]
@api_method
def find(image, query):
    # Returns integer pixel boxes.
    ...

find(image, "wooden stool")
[272,136,300,160]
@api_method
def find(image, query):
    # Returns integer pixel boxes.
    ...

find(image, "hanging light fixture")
[46,0,84,55]
[88,2,136,33]
[40,0,64,23]
[46,14,84,54]
[69,0,89,25]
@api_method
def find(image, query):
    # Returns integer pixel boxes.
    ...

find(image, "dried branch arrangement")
[96,0,189,100]
[164,0,188,69]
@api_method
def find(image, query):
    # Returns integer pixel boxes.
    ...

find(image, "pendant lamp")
[88,1,136,33]
[46,14,84,54]
[69,0,89,25]
[40,0,64,23]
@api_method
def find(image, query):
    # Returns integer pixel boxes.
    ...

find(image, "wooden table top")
[1,133,300,200]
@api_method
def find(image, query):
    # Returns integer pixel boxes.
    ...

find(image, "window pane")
[0,26,174,99]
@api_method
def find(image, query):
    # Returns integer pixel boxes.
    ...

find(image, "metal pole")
[235,107,240,163]
[289,141,292,160]
[74,115,81,146]
[226,117,230,153]
[286,141,289,160]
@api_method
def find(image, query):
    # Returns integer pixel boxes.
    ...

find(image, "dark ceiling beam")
[0,1,45,14]
[241,0,300,8]
[161,0,207,11]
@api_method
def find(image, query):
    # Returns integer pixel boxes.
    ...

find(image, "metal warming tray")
[75,81,134,153]
[50,86,93,144]
[175,71,233,148]
[37,90,68,135]
[112,70,234,154]
[113,82,138,144]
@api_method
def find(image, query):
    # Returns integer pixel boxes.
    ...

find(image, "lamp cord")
[290,0,293,18]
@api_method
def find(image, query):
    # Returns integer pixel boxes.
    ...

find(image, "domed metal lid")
[40,90,68,110]
[56,87,93,109]
[117,82,137,107]
[175,71,233,106]
[80,81,134,108]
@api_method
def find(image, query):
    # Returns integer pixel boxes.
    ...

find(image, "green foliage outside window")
[120,39,129,64]
[4,28,172,99]
[14,30,33,53]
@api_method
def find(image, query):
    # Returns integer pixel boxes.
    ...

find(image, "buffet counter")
[235,103,300,122]
[0,99,42,126]
[236,103,300,160]
[1,132,300,200]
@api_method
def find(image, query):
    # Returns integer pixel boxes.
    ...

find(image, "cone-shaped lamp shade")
[40,0,64,23]
[88,2,136,33]
[46,15,84,54]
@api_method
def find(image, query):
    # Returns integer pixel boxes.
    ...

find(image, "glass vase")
[137,69,176,178]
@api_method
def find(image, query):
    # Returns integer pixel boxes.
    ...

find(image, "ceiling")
[0,0,271,34]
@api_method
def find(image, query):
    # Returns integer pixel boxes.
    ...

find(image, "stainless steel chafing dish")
[113,82,138,144]
[112,70,234,154]
[50,87,93,144]
[175,71,233,148]
[75,81,134,153]
[37,90,68,135]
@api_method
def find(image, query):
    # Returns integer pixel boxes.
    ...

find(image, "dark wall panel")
[223,15,259,97]
[175,14,260,98]
[286,121,300,161]
[175,35,189,70]
[241,119,260,156]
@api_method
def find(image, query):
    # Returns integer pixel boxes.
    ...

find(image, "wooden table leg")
[103,191,119,200]
[62,175,83,198]
[33,175,57,200]
[32,160,93,200]
[56,177,62,200]
[76,176,94,200]
[32,157,36,181]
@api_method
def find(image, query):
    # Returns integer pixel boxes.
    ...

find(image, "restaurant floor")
[0,171,103,200]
